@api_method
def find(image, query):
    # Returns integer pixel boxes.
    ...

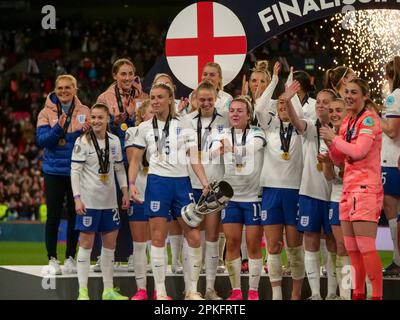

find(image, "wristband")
[74,195,80,200]
[129,181,135,187]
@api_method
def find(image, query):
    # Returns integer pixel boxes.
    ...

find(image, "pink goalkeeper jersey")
[336,109,383,193]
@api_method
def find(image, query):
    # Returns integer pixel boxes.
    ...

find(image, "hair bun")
[253,60,269,72]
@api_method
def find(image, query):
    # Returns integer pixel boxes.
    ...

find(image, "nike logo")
[194,265,201,268]
[211,256,219,259]
[89,151,95,155]
[77,260,85,263]
[154,265,163,268]
[253,218,260,221]
[251,274,259,277]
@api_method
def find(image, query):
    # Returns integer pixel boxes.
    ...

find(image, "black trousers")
[44,173,79,260]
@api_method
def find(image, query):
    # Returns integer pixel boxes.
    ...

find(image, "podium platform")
[1,265,399,300]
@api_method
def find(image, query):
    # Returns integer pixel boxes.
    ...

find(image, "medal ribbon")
[279,120,293,154]
[231,125,249,166]
[89,129,110,174]
[197,109,218,152]
[57,97,76,139]
[152,115,171,155]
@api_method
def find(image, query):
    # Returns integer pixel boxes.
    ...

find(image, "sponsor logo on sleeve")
[362,116,374,127]
[386,95,395,107]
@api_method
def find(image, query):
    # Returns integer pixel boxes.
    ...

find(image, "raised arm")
[282,81,307,133]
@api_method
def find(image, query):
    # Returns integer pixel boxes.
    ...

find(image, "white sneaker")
[48,257,62,275]
[204,289,223,300]
[127,255,134,272]
[63,256,77,274]
[93,256,101,272]
[216,259,226,273]
[307,294,322,300]
[325,294,341,300]
[171,261,183,274]
[184,292,205,300]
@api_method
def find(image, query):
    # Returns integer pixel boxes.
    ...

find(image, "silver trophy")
[181,181,234,228]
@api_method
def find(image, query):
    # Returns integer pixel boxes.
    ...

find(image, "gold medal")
[58,138,66,146]
[120,123,128,131]
[143,167,149,175]
[282,152,290,161]
[100,174,109,183]
[316,162,323,172]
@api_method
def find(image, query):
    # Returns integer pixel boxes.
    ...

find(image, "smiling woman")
[35,74,90,275]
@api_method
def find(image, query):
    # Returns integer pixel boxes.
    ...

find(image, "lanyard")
[279,120,293,153]
[197,109,217,152]
[114,85,135,114]
[57,98,75,137]
[89,130,110,174]
[231,126,249,165]
[346,108,367,142]
[152,115,171,154]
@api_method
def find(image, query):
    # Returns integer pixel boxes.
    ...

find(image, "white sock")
[305,250,321,297]
[146,240,152,264]
[366,277,372,299]
[226,257,241,290]
[133,241,147,290]
[151,245,166,296]
[100,247,115,290]
[182,238,190,292]
[389,218,400,265]
[320,239,328,271]
[164,245,168,273]
[218,232,226,261]
[188,246,202,293]
[241,227,248,260]
[267,253,282,299]
[200,231,206,265]
[77,247,92,289]
[327,252,337,296]
[248,258,262,291]
[169,235,183,267]
[205,241,219,290]
[336,255,351,300]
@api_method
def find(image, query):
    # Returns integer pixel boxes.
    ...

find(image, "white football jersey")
[300,119,332,201]
[260,118,303,189]
[381,90,400,167]
[385,88,400,118]
[301,96,317,122]
[187,110,229,189]
[132,116,196,177]
[330,165,343,203]
[71,132,124,209]
[212,126,266,202]
[125,126,148,199]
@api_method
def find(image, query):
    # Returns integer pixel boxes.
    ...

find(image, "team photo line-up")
[36,56,400,300]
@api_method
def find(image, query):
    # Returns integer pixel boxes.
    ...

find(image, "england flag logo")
[150,201,160,212]
[83,216,92,227]
[300,216,309,227]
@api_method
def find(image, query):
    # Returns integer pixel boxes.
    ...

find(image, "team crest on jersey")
[77,114,86,124]
[83,216,92,227]
[111,145,116,156]
[150,201,160,212]
[386,95,395,107]
[300,216,309,227]
[176,127,182,136]
[221,209,226,220]
[217,125,224,133]
[261,210,267,221]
